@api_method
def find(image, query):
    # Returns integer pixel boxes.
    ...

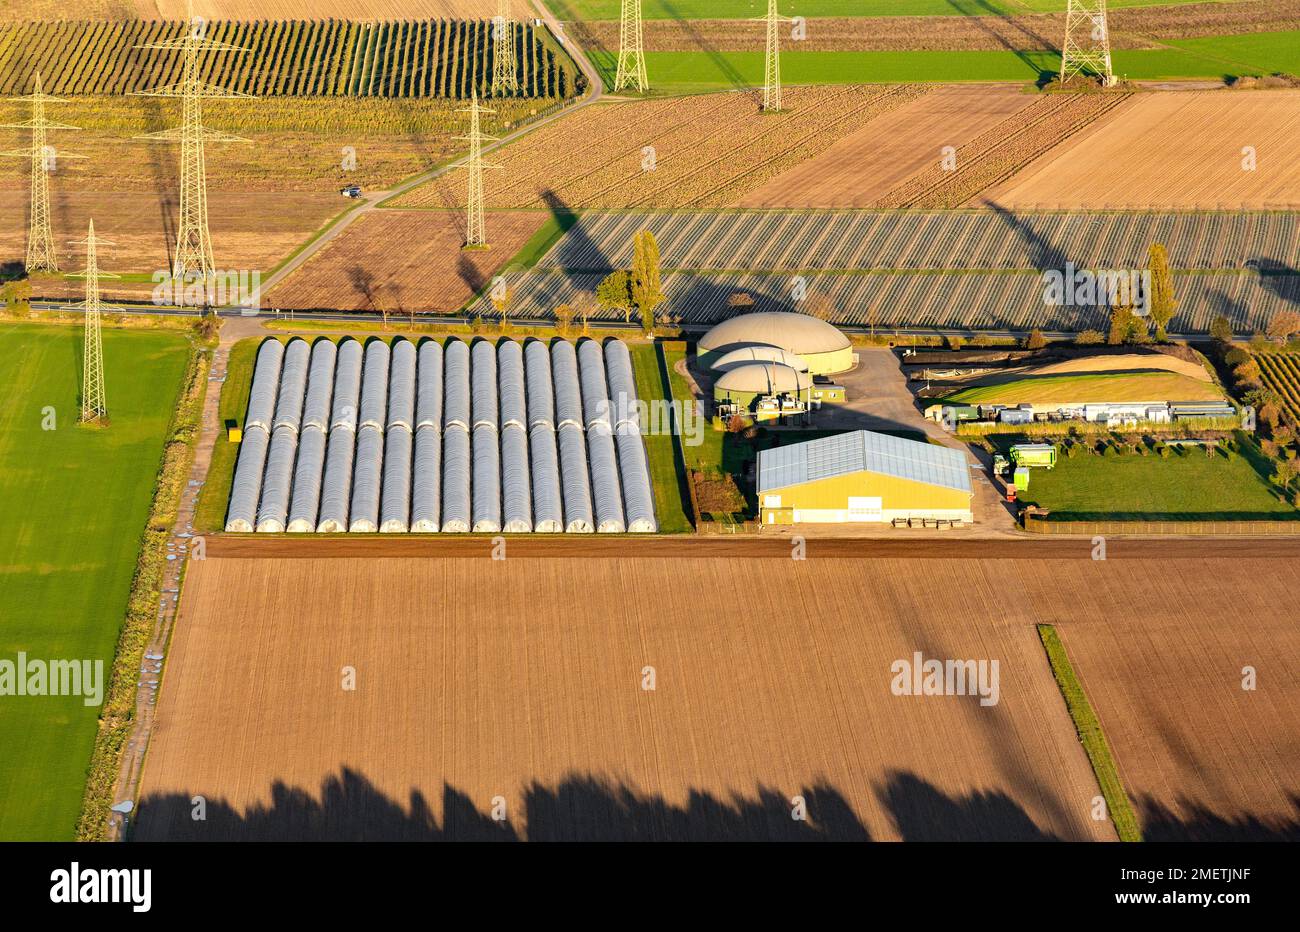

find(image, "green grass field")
[0,323,191,840]
[193,336,262,534]
[556,0,1224,20]
[1016,441,1296,520]
[589,31,1300,92]
[629,342,694,532]
[939,371,1224,406]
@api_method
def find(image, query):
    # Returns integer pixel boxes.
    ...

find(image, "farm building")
[714,363,812,420]
[225,336,657,534]
[758,430,974,526]
[698,312,854,375]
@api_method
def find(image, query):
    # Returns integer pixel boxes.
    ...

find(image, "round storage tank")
[698,312,852,375]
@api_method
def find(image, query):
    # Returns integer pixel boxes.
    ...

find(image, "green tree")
[1108,299,1147,345]
[596,269,634,322]
[1210,314,1235,344]
[631,229,665,334]
[1025,328,1046,350]
[1147,243,1178,341]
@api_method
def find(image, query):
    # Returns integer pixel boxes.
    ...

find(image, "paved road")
[256,0,607,297]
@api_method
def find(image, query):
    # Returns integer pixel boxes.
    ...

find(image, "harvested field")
[135,553,1128,841]
[1032,352,1212,381]
[937,371,1225,405]
[392,86,932,210]
[152,1,502,18]
[1051,602,1300,840]
[740,86,1035,209]
[986,90,1300,210]
[572,2,1300,52]
[879,92,1133,209]
[0,189,342,301]
[266,210,548,313]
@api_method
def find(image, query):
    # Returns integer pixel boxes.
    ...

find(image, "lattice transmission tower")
[755,0,793,112]
[71,221,117,424]
[614,0,648,93]
[491,0,519,96]
[1061,0,1115,85]
[135,8,252,284]
[1,73,83,273]
[458,92,499,249]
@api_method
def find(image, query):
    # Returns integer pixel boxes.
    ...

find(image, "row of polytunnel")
[225,336,658,534]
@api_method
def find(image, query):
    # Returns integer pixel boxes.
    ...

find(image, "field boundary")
[1036,624,1141,842]
[75,341,211,841]
[1024,514,1300,536]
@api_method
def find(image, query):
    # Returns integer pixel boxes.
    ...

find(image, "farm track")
[205,535,1300,560]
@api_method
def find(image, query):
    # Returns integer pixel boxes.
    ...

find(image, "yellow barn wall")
[761,469,971,520]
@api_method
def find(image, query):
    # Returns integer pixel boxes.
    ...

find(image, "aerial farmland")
[0,0,1296,898]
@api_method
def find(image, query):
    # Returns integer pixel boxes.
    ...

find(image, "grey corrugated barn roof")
[758,430,972,494]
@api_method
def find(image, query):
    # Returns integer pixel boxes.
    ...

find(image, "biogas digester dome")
[698,312,853,376]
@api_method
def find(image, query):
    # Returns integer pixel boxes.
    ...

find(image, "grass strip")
[1036,623,1142,842]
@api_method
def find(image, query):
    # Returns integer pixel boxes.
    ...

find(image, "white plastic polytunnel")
[410,426,442,532]
[256,425,299,533]
[349,425,384,532]
[272,338,310,432]
[472,423,501,532]
[551,340,584,430]
[443,339,470,430]
[603,340,640,431]
[416,340,443,430]
[358,341,391,431]
[441,426,471,532]
[316,427,355,532]
[497,340,526,430]
[556,425,594,533]
[301,339,337,432]
[244,339,285,433]
[586,425,626,533]
[330,339,363,432]
[471,340,498,429]
[286,426,327,532]
[380,426,412,533]
[528,423,563,533]
[577,339,613,430]
[224,426,270,532]
[524,339,555,428]
[501,426,532,533]
[616,431,657,532]
[387,339,416,432]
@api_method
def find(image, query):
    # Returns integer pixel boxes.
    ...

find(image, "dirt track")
[205,534,1300,561]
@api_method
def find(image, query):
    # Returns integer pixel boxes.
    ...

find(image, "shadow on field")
[131,766,1084,841]
[945,0,1058,86]
[1138,794,1300,842]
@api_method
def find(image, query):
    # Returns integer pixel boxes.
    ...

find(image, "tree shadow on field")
[1137,794,1300,842]
[129,766,1099,842]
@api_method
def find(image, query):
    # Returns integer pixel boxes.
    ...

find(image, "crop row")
[1256,352,1300,423]
[0,19,580,99]
[540,210,1300,274]
[473,269,1300,334]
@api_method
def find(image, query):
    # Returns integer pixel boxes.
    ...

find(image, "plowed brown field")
[740,85,1035,209]
[985,90,1300,210]
[132,549,1152,842]
[266,210,547,313]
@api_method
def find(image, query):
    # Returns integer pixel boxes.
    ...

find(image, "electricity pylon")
[614,0,648,93]
[457,92,498,249]
[70,221,117,424]
[754,0,793,112]
[1,73,84,273]
[1061,0,1115,85]
[134,7,252,284]
[491,0,519,96]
